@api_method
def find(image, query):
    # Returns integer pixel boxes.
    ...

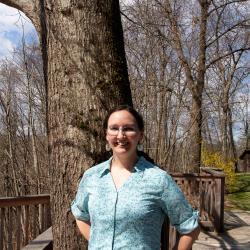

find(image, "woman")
[71,105,200,250]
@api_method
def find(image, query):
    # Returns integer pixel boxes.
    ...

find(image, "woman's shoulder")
[139,156,171,180]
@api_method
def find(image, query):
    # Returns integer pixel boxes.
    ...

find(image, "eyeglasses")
[107,125,138,136]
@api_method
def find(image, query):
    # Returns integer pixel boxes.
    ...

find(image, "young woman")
[71,105,200,250]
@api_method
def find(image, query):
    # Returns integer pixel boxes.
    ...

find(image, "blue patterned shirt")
[71,156,198,250]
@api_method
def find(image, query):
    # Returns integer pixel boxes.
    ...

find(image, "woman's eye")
[123,127,136,132]
[110,127,118,131]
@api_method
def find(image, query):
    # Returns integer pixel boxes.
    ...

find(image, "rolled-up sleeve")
[160,174,199,234]
[71,174,90,221]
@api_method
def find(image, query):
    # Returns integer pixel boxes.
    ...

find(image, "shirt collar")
[99,157,112,178]
[98,156,146,178]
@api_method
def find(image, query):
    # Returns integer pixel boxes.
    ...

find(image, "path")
[193,210,250,249]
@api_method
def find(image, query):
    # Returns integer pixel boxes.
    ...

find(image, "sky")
[0,3,38,59]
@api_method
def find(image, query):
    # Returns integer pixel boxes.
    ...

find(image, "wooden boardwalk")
[193,210,250,249]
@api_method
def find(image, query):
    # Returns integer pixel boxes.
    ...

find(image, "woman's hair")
[103,105,144,131]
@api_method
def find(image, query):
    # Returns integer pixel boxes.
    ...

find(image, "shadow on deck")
[193,210,250,249]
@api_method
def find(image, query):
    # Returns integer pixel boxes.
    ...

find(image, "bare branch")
[120,10,138,25]
[155,0,197,95]
[206,47,250,69]
[209,0,249,16]
[0,0,39,27]
[207,19,250,48]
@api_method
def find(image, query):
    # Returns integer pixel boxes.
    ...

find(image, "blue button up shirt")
[71,156,198,250]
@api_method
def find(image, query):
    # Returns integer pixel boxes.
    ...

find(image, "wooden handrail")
[22,227,53,250]
[171,172,225,178]
[161,172,225,248]
[0,195,50,207]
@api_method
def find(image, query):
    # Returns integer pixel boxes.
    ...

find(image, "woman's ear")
[139,131,144,141]
[105,131,109,141]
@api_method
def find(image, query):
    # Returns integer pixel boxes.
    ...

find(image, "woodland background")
[0,0,249,198]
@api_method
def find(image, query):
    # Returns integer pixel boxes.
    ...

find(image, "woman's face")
[106,110,143,157]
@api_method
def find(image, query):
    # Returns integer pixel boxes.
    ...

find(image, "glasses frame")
[107,125,139,136]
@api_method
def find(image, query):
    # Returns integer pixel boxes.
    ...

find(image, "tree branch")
[120,10,138,25]
[0,0,39,28]
[206,47,250,69]
[208,0,248,16]
[206,18,250,48]
[155,0,197,95]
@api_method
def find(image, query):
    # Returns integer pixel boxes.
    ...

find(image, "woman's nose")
[117,128,125,138]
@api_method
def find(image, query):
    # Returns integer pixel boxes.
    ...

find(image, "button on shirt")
[71,156,199,250]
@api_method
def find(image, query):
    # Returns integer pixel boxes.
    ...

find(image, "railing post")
[16,206,21,250]
[24,205,30,245]
[0,208,4,250]
[214,176,225,233]
[8,207,13,250]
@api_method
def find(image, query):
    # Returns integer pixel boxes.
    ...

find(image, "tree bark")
[0,0,132,249]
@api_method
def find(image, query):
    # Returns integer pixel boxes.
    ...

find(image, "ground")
[193,210,250,249]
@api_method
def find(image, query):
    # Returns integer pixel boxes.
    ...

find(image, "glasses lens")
[108,126,137,136]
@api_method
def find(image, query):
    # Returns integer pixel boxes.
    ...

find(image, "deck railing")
[161,170,225,249]
[1,170,224,250]
[0,195,51,250]
[172,169,225,233]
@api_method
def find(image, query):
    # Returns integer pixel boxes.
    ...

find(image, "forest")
[0,0,249,249]
[0,0,249,197]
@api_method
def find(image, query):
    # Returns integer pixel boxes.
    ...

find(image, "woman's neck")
[112,153,138,171]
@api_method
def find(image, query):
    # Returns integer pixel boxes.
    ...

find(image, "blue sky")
[0,3,38,59]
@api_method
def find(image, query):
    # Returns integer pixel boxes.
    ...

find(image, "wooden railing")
[172,169,225,232]
[22,227,52,250]
[1,170,224,250]
[161,170,225,249]
[0,195,51,250]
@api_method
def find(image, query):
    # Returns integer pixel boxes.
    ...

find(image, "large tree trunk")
[0,0,132,249]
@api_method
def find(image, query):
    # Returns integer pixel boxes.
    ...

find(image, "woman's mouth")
[115,141,128,147]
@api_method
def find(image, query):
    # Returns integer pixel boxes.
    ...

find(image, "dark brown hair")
[103,105,144,131]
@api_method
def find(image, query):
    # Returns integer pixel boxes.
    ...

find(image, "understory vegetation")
[201,147,237,191]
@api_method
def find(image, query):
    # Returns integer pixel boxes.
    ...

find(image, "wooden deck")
[193,210,250,249]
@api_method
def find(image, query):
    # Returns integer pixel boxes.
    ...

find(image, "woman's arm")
[177,226,200,250]
[76,219,91,241]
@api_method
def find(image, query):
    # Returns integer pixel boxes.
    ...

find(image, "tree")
[122,0,250,172]
[0,0,133,249]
